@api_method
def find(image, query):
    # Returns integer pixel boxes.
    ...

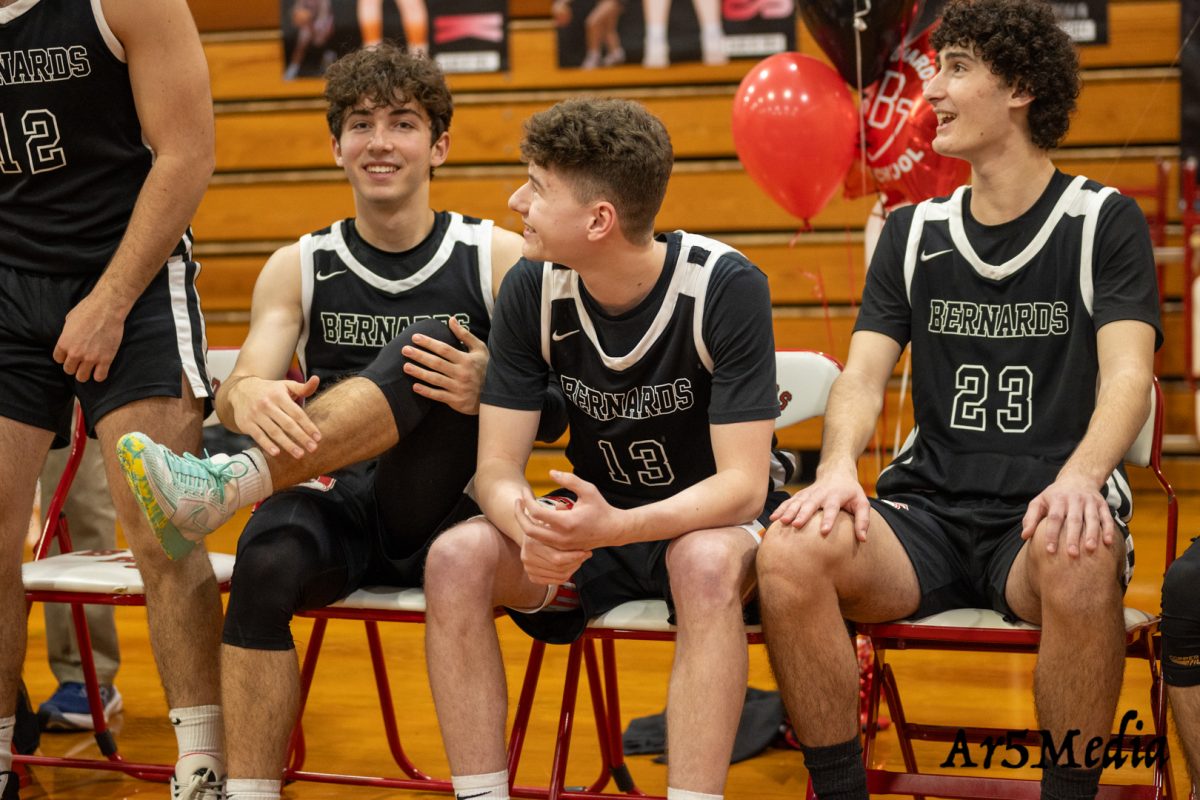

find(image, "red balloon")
[732,53,858,225]
[860,27,970,207]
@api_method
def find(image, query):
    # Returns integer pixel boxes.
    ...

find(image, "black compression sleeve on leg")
[1163,539,1200,686]
[358,318,463,440]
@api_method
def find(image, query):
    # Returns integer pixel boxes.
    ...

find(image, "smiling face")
[508,162,597,263]
[923,46,1032,164]
[332,96,449,209]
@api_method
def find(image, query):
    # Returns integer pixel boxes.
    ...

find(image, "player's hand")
[229,375,322,459]
[402,318,488,415]
[769,466,871,542]
[519,471,621,552]
[551,0,572,25]
[54,293,127,383]
[519,530,590,585]
[1021,474,1114,557]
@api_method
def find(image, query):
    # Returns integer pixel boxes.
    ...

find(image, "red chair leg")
[548,641,585,800]
[363,619,432,781]
[284,616,329,777]
[69,601,120,760]
[599,639,645,795]
[508,639,547,786]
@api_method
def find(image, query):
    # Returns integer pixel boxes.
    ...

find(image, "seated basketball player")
[1162,545,1200,792]
[755,1,1161,798]
[422,97,791,800]
[116,44,563,800]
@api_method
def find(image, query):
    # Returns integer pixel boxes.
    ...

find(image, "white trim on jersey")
[0,0,42,25]
[540,262,567,364]
[297,232,317,378]
[1104,468,1135,523]
[1078,186,1118,317]
[902,202,930,303]
[166,257,210,399]
[309,213,488,296]
[90,0,126,62]
[476,218,496,317]
[878,425,919,479]
[678,232,738,374]
[924,175,1088,281]
[541,232,736,373]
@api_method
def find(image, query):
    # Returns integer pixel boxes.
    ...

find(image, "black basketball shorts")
[870,491,1133,622]
[0,258,211,446]
[505,487,790,645]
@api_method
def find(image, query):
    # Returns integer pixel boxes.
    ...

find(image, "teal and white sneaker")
[116,433,271,560]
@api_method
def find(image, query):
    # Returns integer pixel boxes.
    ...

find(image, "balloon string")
[796,268,836,353]
[853,0,871,199]
[1102,11,1198,183]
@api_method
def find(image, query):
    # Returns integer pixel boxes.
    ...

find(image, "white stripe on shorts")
[167,257,210,399]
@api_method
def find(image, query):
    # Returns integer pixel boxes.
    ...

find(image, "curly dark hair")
[931,0,1079,150]
[323,42,453,147]
[520,98,673,243]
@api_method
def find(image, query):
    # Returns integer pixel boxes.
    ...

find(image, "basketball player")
[1161,543,1200,789]
[0,0,223,797]
[117,44,566,800]
[423,97,790,800]
[756,1,1161,798]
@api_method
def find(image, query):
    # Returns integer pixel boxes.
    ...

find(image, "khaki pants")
[40,430,120,686]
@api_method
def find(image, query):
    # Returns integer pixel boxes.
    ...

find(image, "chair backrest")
[204,347,241,427]
[774,350,843,430]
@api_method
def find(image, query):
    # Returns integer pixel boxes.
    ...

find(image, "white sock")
[0,714,13,773]
[170,705,224,761]
[226,778,281,799]
[225,448,273,505]
[700,21,723,37]
[667,789,722,800]
[645,23,667,42]
[450,769,509,799]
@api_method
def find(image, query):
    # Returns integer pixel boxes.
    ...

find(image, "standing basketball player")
[0,1,223,797]
[116,44,565,800]
[757,0,1161,797]
[423,97,790,800]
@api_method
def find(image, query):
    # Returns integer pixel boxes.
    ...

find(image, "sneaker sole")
[116,434,197,561]
[41,692,124,732]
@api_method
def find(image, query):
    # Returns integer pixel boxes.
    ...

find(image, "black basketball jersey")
[0,0,187,275]
[297,212,495,385]
[857,173,1162,515]
[484,231,787,511]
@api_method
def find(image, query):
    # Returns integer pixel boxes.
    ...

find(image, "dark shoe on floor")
[37,682,123,732]
[0,770,20,800]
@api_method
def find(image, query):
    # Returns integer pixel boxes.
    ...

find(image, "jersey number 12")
[0,110,67,175]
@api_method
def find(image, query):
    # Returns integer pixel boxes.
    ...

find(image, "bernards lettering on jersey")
[319,311,471,347]
[560,374,694,422]
[928,299,1069,338]
[0,47,90,85]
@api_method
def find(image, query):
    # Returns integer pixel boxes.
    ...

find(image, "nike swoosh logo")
[457,794,490,800]
[316,269,348,281]
[551,329,580,341]
[920,248,953,261]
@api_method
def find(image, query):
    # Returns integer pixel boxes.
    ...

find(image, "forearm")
[612,467,767,546]
[476,458,535,544]
[816,370,886,477]
[91,151,213,310]
[214,375,259,433]
[1058,368,1151,488]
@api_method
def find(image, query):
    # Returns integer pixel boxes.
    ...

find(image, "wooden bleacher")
[186,0,1197,490]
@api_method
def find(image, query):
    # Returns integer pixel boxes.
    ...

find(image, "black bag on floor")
[14,681,40,755]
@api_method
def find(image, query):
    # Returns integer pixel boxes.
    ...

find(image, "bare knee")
[1025,524,1125,615]
[666,529,755,613]
[424,519,505,607]
[757,513,857,595]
